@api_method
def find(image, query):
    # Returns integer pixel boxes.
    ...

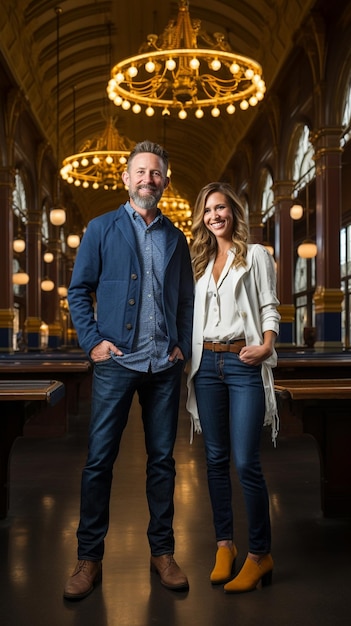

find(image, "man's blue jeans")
[77,357,184,561]
[194,350,271,554]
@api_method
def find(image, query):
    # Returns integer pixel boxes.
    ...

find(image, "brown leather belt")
[203,340,246,354]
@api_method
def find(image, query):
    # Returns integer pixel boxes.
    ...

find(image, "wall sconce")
[41,277,55,291]
[57,285,68,297]
[43,251,54,263]
[13,237,26,253]
[290,204,304,220]
[263,242,274,256]
[297,239,317,259]
[67,234,80,248]
[13,269,30,285]
[296,183,317,258]
[49,207,66,226]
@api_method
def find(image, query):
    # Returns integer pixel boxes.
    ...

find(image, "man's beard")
[129,184,163,210]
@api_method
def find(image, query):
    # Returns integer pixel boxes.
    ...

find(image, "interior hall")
[0,1,350,625]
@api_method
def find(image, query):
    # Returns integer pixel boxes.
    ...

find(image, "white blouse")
[203,250,245,341]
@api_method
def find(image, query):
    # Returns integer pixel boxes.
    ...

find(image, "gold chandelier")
[60,116,135,190]
[160,182,192,241]
[107,0,266,120]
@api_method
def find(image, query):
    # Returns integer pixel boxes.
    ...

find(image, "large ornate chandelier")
[106,0,266,120]
[60,117,135,190]
[160,182,192,242]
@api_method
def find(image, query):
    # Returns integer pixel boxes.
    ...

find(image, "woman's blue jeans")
[77,357,184,561]
[194,350,271,554]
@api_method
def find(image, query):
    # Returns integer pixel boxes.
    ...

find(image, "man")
[64,140,194,600]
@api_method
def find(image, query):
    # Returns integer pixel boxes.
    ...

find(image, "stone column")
[273,181,296,345]
[0,167,16,351]
[312,128,344,348]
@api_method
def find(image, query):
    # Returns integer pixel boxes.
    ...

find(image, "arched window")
[291,125,316,346]
[12,172,28,298]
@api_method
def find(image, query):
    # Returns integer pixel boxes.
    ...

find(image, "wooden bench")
[274,378,351,518]
[0,379,65,518]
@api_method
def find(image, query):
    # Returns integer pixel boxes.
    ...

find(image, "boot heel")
[261,570,272,587]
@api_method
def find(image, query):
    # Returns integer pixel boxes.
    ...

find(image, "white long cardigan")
[186,244,281,444]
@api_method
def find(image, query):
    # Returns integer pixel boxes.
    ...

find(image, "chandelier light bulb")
[226,103,235,114]
[72,159,79,168]
[146,106,155,117]
[249,95,258,106]
[92,156,100,164]
[178,109,187,120]
[105,155,113,164]
[195,108,204,119]
[121,100,131,110]
[81,157,89,167]
[108,78,117,91]
[211,106,220,117]
[240,100,249,110]
[166,58,176,71]
[132,103,141,114]
[83,181,89,188]
[230,62,240,74]
[245,68,254,79]
[127,65,138,78]
[210,58,221,71]
[114,96,123,106]
[145,60,155,73]
[189,57,200,70]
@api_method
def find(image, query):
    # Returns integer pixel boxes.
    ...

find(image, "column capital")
[313,287,344,313]
[272,180,295,204]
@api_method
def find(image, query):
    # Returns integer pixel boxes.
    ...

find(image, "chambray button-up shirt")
[111,202,172,373]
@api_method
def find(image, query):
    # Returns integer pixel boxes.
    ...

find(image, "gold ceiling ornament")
[160,182,192,242]
[106,0,266,120]
[60,116,135,191]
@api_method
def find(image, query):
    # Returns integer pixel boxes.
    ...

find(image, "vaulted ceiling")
[0,0,316,224]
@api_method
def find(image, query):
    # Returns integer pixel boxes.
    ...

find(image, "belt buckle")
[211,341,220,352]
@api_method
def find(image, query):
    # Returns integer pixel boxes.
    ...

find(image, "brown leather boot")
[63,560,102,600]
[150,554,189,590]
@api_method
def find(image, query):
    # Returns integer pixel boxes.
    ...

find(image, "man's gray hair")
[127,140,169,174]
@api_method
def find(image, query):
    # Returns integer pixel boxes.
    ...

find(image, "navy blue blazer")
[68,204,194,361]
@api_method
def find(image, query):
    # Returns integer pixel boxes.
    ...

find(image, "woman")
[186,182,280,593]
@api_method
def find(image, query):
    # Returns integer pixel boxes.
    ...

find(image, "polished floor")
[0,376,349,626]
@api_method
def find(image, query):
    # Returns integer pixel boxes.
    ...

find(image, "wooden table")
[0,356,92,435]
[0,379,65,518]
[275,375,351,518]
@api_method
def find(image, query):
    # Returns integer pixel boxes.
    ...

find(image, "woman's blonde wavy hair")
[191,182,249,281]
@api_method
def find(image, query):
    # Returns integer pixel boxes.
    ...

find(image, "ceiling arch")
[0,0,316,221]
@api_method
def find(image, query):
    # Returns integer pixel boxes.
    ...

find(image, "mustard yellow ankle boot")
[223,554,273,593]
[210,545,238,584]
